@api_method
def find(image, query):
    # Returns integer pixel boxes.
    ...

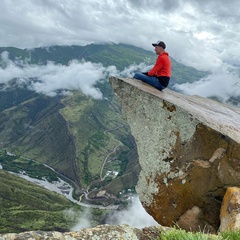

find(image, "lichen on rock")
[0,224,168,240]
[109,76,240,233]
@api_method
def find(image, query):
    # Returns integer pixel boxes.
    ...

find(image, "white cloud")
[120,62,151,77]
[70,208,92,230]
[71,195,158,231]
[0,52,108,99]
[105,195,158,228]
[174,66,240,102]
[0,51,150,99]
[3,48,239,104]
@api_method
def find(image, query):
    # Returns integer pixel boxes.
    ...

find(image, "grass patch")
[220,230,240,239]
[159,227,240,240]
[160,228,218,240]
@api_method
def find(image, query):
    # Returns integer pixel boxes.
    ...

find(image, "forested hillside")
[0,169,79,233]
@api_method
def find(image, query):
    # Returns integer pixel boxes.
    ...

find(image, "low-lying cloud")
[1,50,239,104]
[174,65,240,103]
[70,207,92,230]
[0,51,118,99]
[0,51,151,99]
[105,195,158,228]
[0,51,152,99]
[71,195,158,231]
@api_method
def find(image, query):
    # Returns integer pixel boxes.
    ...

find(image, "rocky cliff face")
[109,76,240,233]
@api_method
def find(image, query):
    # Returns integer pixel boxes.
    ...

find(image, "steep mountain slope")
[0,170,79,233]
[0,82,137,194]
[0,87,79,184]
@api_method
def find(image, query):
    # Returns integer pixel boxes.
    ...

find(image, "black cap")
[152,40,166,49]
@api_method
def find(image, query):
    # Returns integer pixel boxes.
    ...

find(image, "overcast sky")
[1,0,240,101]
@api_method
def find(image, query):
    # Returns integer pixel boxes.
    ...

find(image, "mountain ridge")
[0,43,207,84]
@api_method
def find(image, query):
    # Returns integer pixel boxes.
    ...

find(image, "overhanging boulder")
[109,76,240,233]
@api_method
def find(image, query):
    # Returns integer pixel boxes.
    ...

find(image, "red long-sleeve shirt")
[148,52,171,77]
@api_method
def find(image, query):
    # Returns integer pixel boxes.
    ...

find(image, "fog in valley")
[71,195,158,230]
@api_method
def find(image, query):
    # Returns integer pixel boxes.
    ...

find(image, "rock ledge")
[109,76,240,233]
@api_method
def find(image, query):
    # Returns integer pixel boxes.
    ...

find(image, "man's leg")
[133,72,164,91]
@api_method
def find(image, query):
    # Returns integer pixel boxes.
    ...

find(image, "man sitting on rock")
[133,40,171,91]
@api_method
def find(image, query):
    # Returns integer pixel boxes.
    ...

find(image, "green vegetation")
[0,47,29,66]
[60,87,134,188]
[84,43,156,70]
[158,228,240,240]
[0,151,58,182]
[0,170,81,233]
[220,230,240,240]
[160,228,218,240]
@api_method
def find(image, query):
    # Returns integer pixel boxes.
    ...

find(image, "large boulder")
[109,76,240,233]
[219,187,240,232]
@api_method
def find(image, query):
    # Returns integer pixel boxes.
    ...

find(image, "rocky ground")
[0,224,168,240]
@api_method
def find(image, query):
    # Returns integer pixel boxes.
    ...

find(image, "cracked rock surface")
[0,225,168,240]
